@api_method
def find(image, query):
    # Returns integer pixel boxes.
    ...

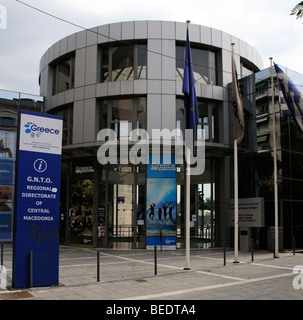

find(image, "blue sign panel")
[13,110,62,288]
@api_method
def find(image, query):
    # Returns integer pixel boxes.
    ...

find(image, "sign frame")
[228,197,265,228]
[13,110,63,288]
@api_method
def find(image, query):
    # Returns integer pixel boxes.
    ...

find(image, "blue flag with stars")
[274,63,303,135]
[182,28,199,143]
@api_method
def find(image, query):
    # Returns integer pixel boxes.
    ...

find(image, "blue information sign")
[13,110,62,288]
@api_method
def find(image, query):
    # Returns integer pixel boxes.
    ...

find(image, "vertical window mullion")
[207,51,211,85]
[208,103,213,142]
[134,45,138,80]
[109,47,113,82]
[133,98,137,133]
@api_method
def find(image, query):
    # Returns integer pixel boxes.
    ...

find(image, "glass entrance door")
[113,184,134,247]
[105,164,146,249]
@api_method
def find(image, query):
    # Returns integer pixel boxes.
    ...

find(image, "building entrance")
[111,183,134,248]
[101,164,146,249]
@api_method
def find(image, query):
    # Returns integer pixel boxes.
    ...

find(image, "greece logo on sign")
[24,122,41,138]
[19,113,62,155]
[24,121,60,138]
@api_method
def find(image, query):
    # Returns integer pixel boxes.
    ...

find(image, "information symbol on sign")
[34,159,47,173]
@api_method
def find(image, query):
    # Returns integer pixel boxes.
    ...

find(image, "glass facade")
[176,160,217,249]
[96,163,146,249]
[51,104,73,146]
[101,44,147,82]
[52,56,75,95]
[176,98,220,143]
[176,45,217,85]
[39,21,269,251]
[99,97,147,139]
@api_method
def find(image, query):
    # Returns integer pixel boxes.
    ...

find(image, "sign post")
[13,110,62,288]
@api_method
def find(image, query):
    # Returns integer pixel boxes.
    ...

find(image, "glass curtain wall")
[99,97,147,139]
[176,44,217,85]
[52,55,75,95]
[98,164,146,249]
[176,160,217,248]
[97,97,147,248]
[176,98,219,143]
[100,44,147,82]
[51,104,73,146]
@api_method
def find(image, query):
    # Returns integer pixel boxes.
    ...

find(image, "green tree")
[291,2,303,19]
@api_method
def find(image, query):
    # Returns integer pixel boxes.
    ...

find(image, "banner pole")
[234,138,239,263]
[184,145,191,270]
[231,43,239,263]
[270,57,279,258]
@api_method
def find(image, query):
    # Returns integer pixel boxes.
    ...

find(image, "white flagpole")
[270,57,279,258]
[185,145,191,270]
[234,138,239,263]
[232,43,239,263]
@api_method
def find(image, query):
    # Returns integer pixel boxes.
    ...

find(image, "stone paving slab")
[0,245,303,301]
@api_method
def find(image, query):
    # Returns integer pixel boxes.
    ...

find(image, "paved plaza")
[0,245,303,300]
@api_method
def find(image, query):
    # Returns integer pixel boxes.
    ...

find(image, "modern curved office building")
[39,20,264,249]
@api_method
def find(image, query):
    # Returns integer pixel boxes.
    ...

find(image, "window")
[100,44,147,82]
[99,97,147,140]
[176,99,219,143]
[0,117,15,127]
[176,45,217,85]
[241,62,254,78]
[52,56,75,95]
[197,102,218,142]
[51,104,73,146]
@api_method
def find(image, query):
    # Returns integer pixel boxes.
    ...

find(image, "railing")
[113,225,135,238]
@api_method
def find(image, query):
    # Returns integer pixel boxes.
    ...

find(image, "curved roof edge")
[39,20,263,74]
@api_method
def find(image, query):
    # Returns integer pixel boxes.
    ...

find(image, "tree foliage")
[291,1,303,19]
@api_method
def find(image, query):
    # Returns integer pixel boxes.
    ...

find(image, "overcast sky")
[0,0,302,95]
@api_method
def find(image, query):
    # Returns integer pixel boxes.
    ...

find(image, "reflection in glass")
[101,44,147,83]
[176,45,217,85]
[53,56,75,95]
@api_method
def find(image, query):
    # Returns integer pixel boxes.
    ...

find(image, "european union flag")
[274,63,303,135]
[182,28,199,140]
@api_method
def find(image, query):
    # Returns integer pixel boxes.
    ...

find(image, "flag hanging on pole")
[231,48,245,144]
[182,21,198,271]
[274,63,303,135]
[182,27,199,137]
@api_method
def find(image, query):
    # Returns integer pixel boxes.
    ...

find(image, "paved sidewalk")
[1,245,303,300]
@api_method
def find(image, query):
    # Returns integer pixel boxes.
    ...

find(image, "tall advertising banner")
[146,155,177,250]
[13,110,62,288]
